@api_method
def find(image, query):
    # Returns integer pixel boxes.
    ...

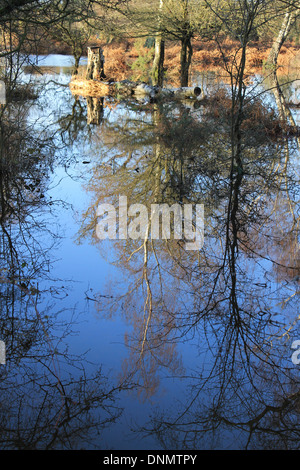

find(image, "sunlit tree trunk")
[267,10,298,68]
[151,0,165,87]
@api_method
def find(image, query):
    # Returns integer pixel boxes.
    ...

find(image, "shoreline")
[26,38,300,86]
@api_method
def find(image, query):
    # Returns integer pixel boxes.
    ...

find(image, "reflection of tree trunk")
[266,11,298,68]
[151,0,165,87]
[153,104,163,202]
[140,222,152,360]
[225,38,246,314]
[180,34,193,87]
[86,97,104,125]
[272,72,290,122]
[86,47,106,80]
[153,105,173,200]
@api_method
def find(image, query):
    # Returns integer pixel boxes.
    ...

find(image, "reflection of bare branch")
[76,57,300,443]
[140,224,152,359]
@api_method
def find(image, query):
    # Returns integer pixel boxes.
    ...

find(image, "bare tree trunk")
[180,35,193,87]
[267,10,298,68]
[73,54,80,75]
[179,1,193,87]
[151,36,165,86]
[86,47,106,80]
[151,0,165,87]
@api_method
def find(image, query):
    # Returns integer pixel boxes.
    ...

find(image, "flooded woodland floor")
[0,49,300,450]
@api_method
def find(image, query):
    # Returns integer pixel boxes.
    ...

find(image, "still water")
[0,55,299,450]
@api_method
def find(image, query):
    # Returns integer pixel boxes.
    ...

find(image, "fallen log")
[116,81,202,101]
[70,78,201,102]
[173,86,202,99]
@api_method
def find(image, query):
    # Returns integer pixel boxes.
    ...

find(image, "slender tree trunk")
[151,35,165,86]
[267,10,298,68]
[180,34,193,87]
[73,54,80,75]
[151,0,165,87]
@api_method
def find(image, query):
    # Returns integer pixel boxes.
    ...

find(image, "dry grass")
[192,40,299,75]
[102,43,129,81]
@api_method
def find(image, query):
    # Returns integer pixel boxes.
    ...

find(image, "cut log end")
[173,86,202,100]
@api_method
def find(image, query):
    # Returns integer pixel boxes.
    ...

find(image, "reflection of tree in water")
[78,72,300,448]
[0,310,124,449]
[0,90,127,450]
